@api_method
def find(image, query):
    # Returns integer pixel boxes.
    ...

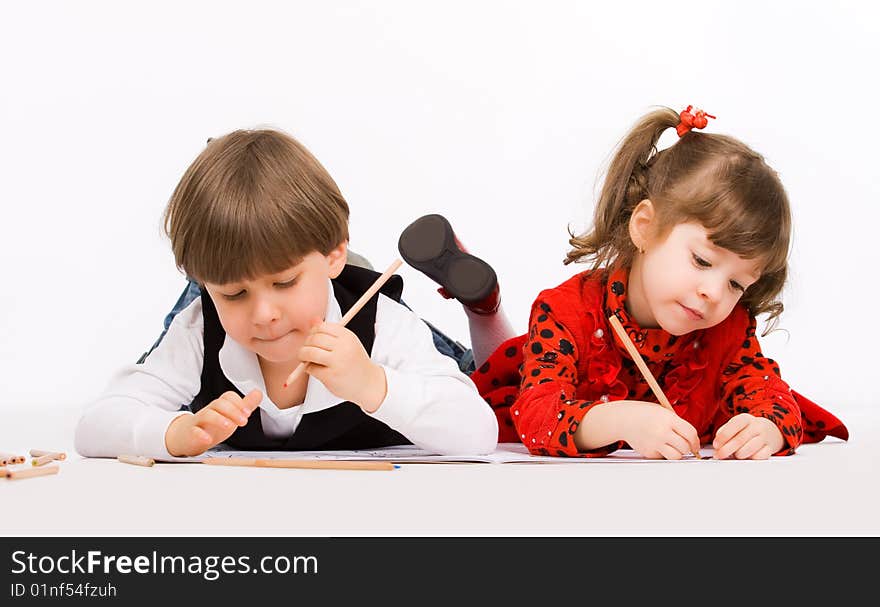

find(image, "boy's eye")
[223,290,246,301]
[692,253,711,268]
[275,277,298,289]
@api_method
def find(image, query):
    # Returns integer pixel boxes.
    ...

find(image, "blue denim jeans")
[140,279,476,375]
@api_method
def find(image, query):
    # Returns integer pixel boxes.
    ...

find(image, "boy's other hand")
[298,319,387,413]
[165,389,263,457]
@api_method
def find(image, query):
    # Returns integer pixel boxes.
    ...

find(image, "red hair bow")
[676,105,716,137]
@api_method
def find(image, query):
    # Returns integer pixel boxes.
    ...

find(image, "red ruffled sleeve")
[511,296,626,457]
[718,311,803,455]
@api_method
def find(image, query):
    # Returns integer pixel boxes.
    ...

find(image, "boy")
[74,129,498,458]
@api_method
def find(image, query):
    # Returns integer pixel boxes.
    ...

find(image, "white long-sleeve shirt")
[75,282,498,459]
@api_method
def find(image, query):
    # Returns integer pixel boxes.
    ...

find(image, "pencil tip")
[393,465,400,469]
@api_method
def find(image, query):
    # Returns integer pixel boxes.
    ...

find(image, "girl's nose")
[697,277,724,302]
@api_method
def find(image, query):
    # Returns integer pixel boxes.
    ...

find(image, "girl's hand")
[298,320,387,413]
[614,401,701,459]
[165,389,262,457]
[712,413,783,460]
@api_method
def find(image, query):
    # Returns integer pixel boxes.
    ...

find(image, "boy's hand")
[298,320,387,413]
[615,401,702,460]
[712,413,784,460]
[165,389,262,457]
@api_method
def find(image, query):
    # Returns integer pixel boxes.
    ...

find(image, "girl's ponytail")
[566,107,679,269]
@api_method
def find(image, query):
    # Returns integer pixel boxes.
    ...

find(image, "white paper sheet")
[157,443,721,464]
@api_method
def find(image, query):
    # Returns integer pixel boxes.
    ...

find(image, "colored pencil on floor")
[118,455,155,467]
[0,452,26,466]
[29,449,66,461]
[203,458,397,471]
[31,454,57,466]
[6,465,59,480]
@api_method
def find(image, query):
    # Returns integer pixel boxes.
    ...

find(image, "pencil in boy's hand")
[283,259,403,389]
[203,458,397,471]
[607,314,702,460]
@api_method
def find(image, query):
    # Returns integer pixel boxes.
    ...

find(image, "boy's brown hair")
[164,129,349,285]
[566,106,791,329]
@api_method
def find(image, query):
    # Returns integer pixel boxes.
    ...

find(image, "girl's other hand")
[712,413,784,460]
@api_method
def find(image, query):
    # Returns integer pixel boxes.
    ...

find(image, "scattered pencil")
[203,458,397,471]
[118,454,155,467]
[607,314,703,460]
[31,454,58,467]
[29,449,66,461]
[283,259,403,388]
[6,464,59,480]
[0,452,26,466]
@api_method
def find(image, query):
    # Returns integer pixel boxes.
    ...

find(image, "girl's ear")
[327,241,349,279]
[629,199,656,252]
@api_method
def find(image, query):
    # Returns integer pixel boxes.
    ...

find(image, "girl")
[399,105,848,459]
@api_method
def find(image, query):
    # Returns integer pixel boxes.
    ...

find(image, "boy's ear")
[326,241,348,279]
[628,199,656,252]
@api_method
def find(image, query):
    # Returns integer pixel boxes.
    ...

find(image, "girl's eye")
[692,253,711,268]
[223,290,246,301]
[730,280,745,293]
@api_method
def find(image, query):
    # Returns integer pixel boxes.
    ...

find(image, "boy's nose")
[251,295,282,325]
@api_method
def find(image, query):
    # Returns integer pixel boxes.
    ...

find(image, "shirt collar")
[218,278,348,415]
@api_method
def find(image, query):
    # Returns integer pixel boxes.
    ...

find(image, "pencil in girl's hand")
[607,314,702,460]
[283,259,403,389]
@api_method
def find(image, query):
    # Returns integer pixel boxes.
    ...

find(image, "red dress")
[471,267,848,457]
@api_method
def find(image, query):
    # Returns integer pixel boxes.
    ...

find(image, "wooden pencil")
[117,454,155,467]
[6,464,59,480]
[31,454,58,467]
[607,314,702,460]
[0,453,26,466]
[283,258,403,388]
[29,449,66,461]
[203,458,396,471]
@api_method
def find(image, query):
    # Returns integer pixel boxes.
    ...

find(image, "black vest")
[190,264,411,450]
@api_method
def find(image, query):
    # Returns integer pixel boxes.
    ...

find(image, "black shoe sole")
[397,214,497,304]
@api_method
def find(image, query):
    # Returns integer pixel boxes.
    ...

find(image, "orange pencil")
[607,314,702,460]
[283,259,403,389]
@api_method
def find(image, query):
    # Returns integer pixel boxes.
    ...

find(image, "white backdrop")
[2,1,877,421]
